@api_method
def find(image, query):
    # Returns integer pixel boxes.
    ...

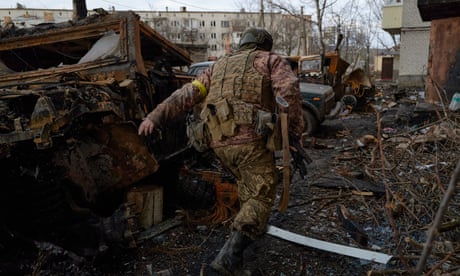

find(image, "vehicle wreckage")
[0,10,393,272]
[290,34,375,112]
[0,10,222,257]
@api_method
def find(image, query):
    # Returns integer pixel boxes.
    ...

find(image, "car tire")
[341,94,358,110]
[302,109,318,136]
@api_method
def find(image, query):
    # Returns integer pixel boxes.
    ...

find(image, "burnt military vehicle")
[0,10,193,257]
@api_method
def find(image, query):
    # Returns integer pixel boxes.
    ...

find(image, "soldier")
[138,27,303,275]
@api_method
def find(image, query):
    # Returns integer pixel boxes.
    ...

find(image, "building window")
[384,0,402,5]
[211,44,217,50]
[210,33,217,39]
[200,20,205,27]
[221,21,230,28]
[211,20,216,27]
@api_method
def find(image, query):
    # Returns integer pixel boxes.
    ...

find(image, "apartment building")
[0,7,73,26]
[0,6,312,62]
[381,0,431,88]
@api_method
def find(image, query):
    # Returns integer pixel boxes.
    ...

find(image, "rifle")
[289,136,312,180]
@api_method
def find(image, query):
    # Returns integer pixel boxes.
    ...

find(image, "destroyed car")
[0,10,194,256]
[187,60,215,77]
[286,56,337,135]
[299,82,336,135]
[289,35,375,112]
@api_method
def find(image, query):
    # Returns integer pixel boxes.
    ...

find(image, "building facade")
[399,0,430,88]
[382,0,431,88]
[0,6,312,63]
[0,8,73,26]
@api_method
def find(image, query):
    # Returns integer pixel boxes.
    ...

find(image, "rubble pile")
[329,88,460,274]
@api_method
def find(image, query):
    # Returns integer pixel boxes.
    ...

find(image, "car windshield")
[187,61,215,76]
[301,59,321,72]
[189,66,207,76]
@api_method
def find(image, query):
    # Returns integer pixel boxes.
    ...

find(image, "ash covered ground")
[4,89,460,275]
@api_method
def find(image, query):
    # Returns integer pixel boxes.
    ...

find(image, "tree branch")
[415,159,460,274]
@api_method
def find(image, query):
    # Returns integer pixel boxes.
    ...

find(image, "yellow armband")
[192,79,207,98]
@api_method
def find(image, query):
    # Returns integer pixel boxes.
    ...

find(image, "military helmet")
[239,27,273,51]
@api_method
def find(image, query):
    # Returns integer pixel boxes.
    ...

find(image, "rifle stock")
[276,96,290,212]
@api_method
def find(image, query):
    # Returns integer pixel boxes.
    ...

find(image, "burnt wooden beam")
[73,0,88,21]
[312,175,386,195]
[418,0,460,21]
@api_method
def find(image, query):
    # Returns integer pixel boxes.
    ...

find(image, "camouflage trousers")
[213,139,277,239]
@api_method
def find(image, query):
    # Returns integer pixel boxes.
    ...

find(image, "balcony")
[382,0,403,35]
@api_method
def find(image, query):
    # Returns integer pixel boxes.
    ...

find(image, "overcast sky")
[0,0,246,12]
[1,1,354,16]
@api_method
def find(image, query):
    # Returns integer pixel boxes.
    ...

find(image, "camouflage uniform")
[146,48,303,239]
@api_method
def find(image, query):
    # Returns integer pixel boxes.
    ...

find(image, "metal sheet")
[266,225,393,264]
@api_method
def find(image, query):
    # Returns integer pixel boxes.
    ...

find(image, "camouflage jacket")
[146,50,303,148]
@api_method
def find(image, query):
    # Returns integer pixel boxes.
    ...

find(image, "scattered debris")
[0,8,459,276]
[137,216,183,242]
[266,225,392,264]
[336,204,368,246]
[311,175,385,195]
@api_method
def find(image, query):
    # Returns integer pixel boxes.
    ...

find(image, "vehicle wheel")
[302,109,318,136]
[341,94,358,110]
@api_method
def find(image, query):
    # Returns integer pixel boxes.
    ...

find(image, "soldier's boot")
[210,231,253,276]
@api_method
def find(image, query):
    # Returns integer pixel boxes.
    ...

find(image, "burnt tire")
[341,94,358,110]
[302,109,318,136]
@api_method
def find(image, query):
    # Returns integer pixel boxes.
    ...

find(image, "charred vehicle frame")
[0,10,195,256]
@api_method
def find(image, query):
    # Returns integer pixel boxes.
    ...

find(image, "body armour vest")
[201,49,272,141]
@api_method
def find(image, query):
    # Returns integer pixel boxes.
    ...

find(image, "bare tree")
[301,0,338,80]
[328,0,394,74]
[237,0,392,62]
[259,0,265,27]
[275,14,303,55]
[265,1,312,55]
[234,0,260,13]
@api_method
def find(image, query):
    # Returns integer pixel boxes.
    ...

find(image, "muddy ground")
[5,88,460,275]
